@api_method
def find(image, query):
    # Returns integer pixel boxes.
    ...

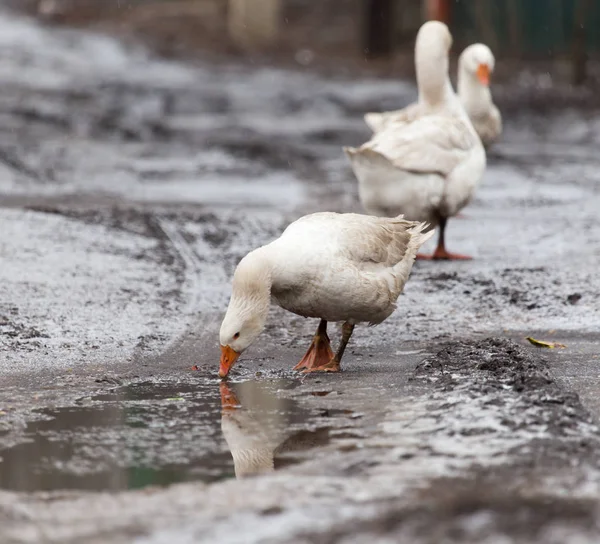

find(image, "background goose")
[345,21,486,260]
[458,43,502,147]
[218,212,433,377]
[365,42,500,148]
[364,22,458,133]
[364,101,422,134]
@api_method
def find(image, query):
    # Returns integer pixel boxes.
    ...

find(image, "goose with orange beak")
[458,43,502,147]
[364,40,501,148]
[218,211,433,378]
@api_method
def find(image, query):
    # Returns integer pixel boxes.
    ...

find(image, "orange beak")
[220,382,241,410]
[219,344,240,378]
[476,63,490,86]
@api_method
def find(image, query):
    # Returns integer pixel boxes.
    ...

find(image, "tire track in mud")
[156,217,204,325]
[144,209,293,373]
[142,216,224,371]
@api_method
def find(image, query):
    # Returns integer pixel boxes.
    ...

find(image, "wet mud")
[3,340,600,543]
[1,7,600,543]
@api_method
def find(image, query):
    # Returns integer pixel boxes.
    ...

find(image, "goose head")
[219,248,271,378]
[459,43,495,87]
[415,21,453,107]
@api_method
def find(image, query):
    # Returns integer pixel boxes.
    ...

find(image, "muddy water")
[0,378,337,492]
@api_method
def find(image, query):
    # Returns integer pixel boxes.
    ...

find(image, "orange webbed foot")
[301,358,341,373]
[293,332,334,371]
[431,248,472,260]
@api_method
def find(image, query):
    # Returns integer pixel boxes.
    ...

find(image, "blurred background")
[7,0,599,86]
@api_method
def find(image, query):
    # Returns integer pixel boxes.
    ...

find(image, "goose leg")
[303,322,355,373]
[432,217,472,260]
[417,217,472,260]
[293,319,334,371]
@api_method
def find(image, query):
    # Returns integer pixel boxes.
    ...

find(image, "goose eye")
[233,332,240,340]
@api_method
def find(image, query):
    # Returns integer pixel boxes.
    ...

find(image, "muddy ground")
[1,7,600,544]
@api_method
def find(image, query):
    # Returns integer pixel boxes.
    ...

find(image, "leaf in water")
[166,397,185,402]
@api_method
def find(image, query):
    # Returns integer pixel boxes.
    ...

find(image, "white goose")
[345,21,486,260]
[218,212,433,377]
[364,42,501,147]
[457,43,502,147]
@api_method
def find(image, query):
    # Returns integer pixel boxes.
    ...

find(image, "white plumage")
[458,44,502,147]
[268,212,431,324]
[218,212,433,376]
[364,43,501,147]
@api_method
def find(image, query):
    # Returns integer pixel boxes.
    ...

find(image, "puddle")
[0,379,339,492]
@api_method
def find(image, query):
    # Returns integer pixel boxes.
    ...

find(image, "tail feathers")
[364,112,385,132]
[344,146,398,201]
[344,146,391,168]
[390,221,434,295]
[406,221,435,250]
[342,145,357,158]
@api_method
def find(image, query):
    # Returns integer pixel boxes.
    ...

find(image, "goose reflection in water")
[219,381,330,479]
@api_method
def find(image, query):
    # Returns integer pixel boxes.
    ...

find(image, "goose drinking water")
[219,212,432,377]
